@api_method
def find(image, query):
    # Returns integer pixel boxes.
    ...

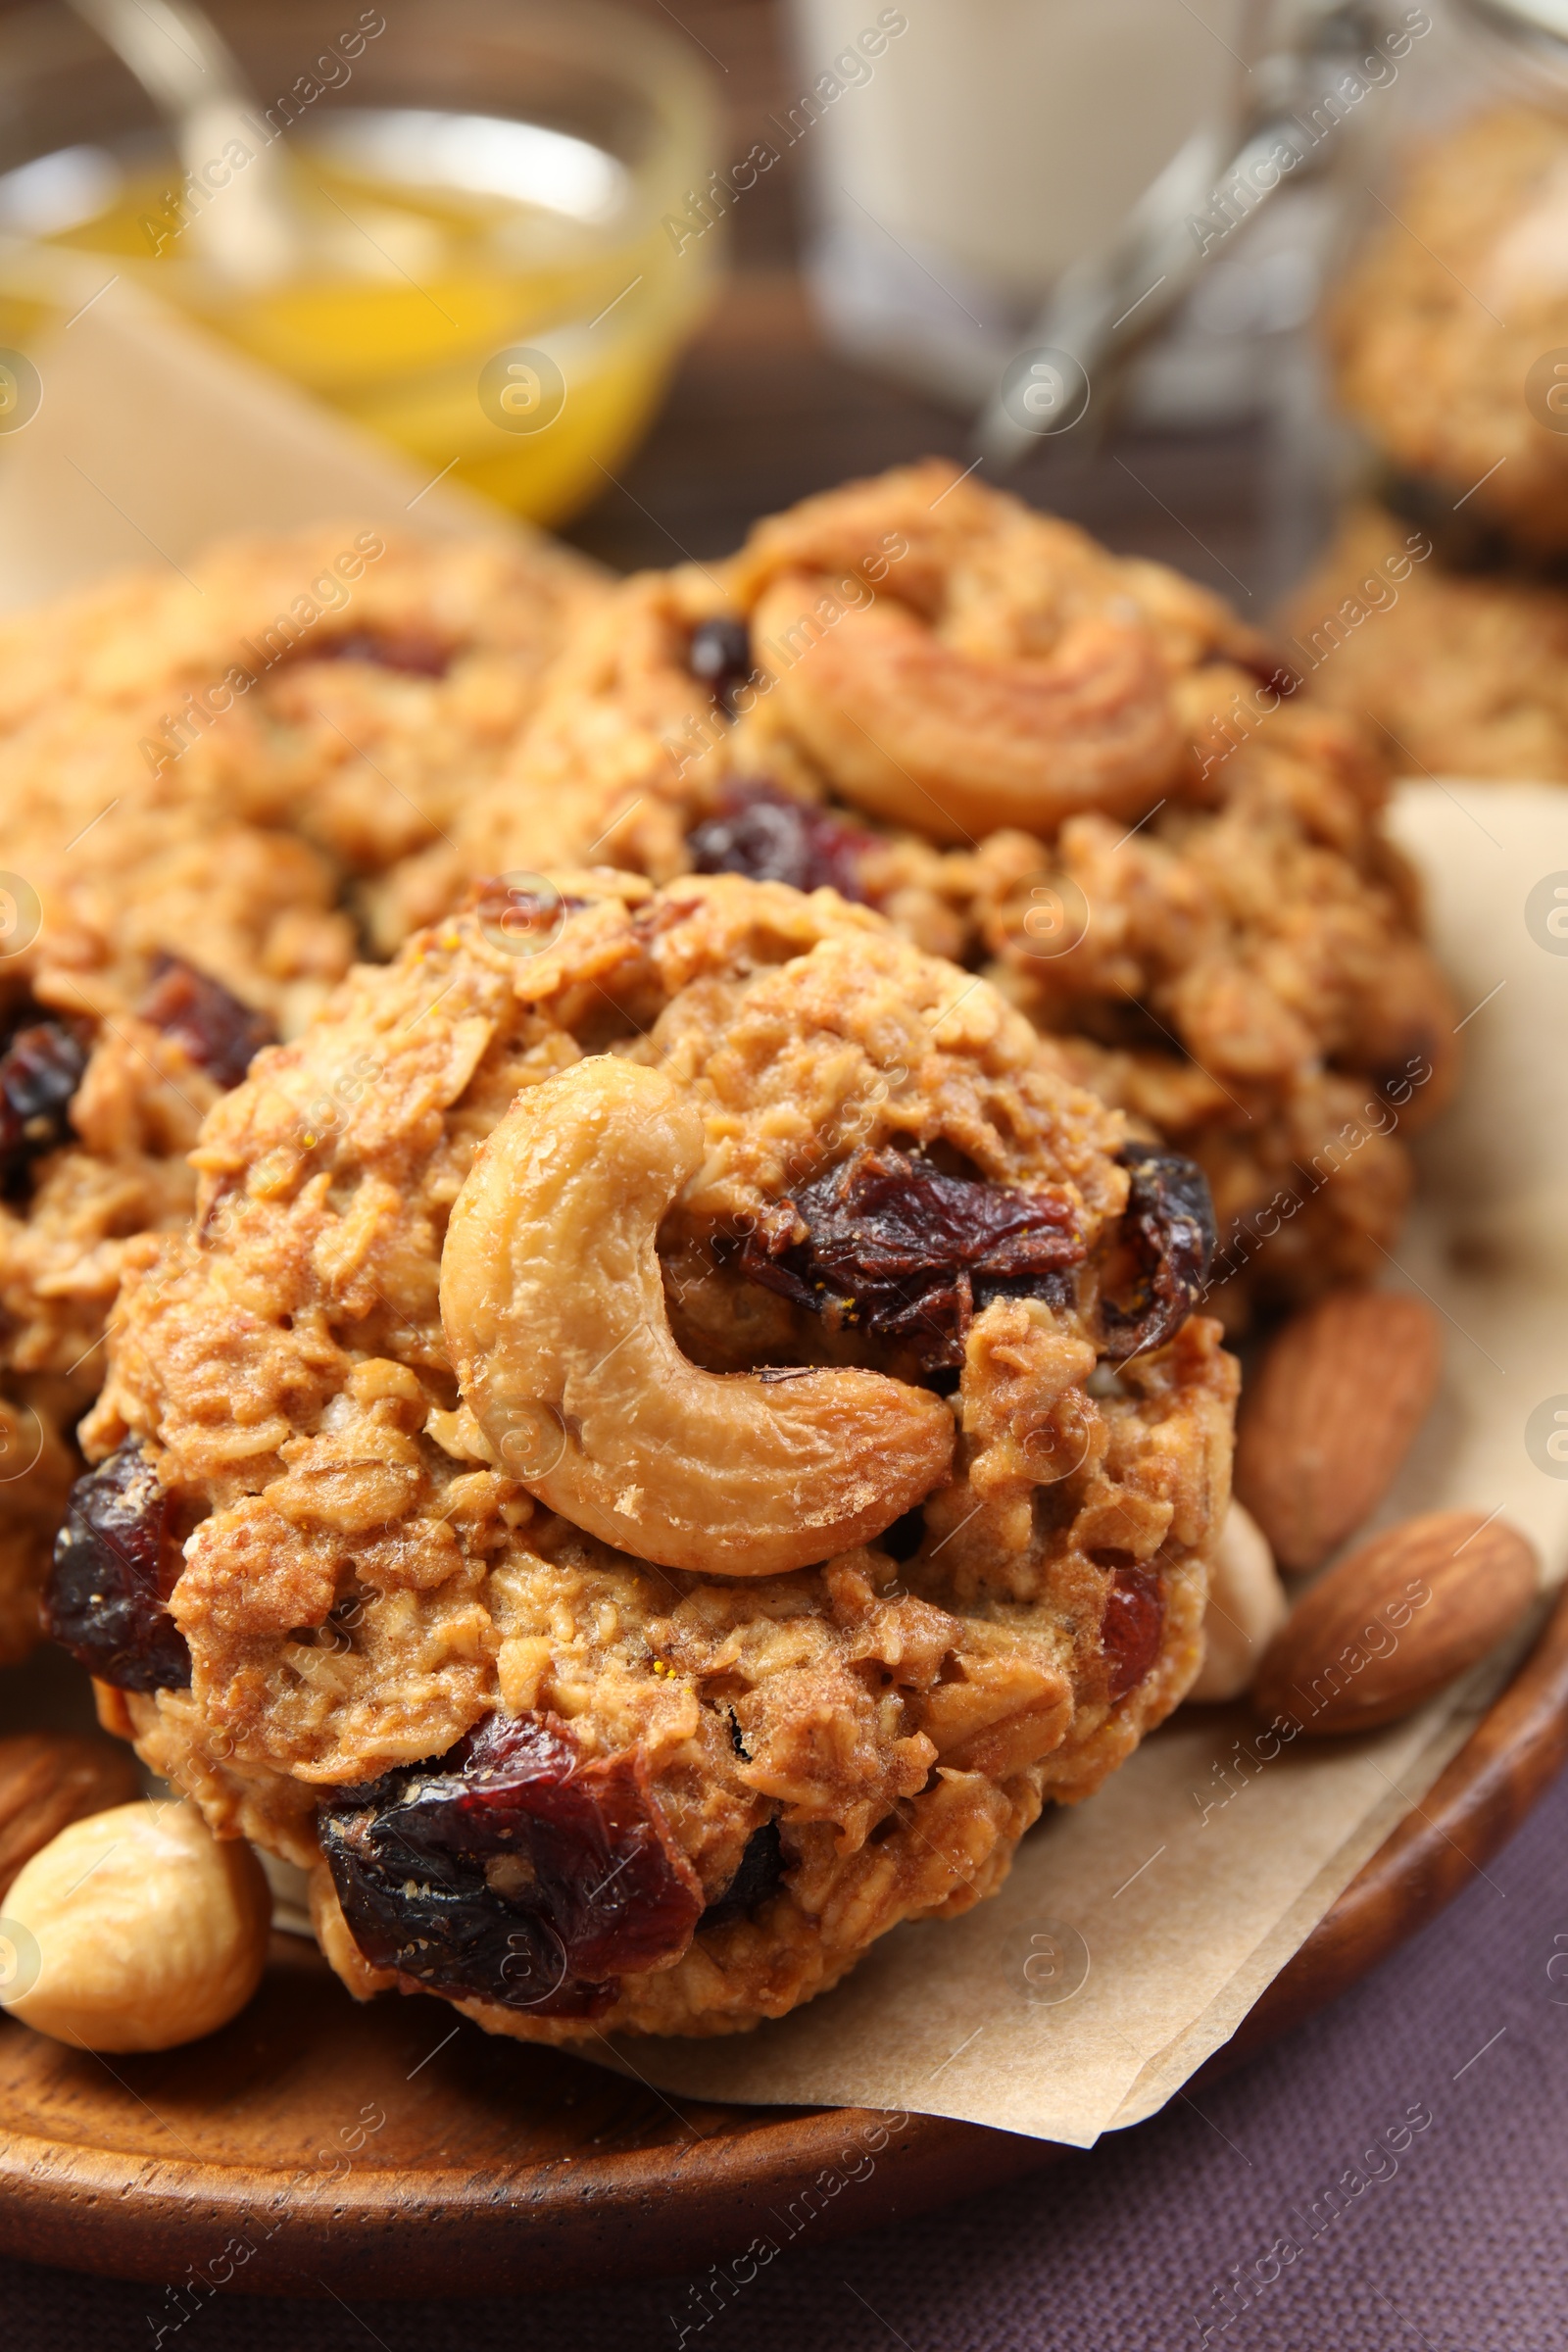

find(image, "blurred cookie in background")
[1283,502,1568,782]
[1331,105,1568,564]
[0,523,606,892]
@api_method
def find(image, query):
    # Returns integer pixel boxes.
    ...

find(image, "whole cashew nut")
[753,576,1182,844]
[441,1057,956,1576]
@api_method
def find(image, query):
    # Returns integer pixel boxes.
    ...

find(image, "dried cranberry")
[687,616,753,714]
[688,779,874,903]
[1254,658,1300,702]
[1377,465,1568,580]
[1099,1146,1215,1362]
[740,1147,1083,1371]
[879,1506,927,1563]
[701,1819,784,1925]
[140,956,276,1089]
[44,1443,191,1691]
[0,1015,87,1190]
[1102,1565,1164,1701]
[316,628,452,677]
[318,1711,703,2018]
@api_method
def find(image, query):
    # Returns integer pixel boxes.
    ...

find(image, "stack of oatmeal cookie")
[1288,106,1568,779]
[378,463,1456,1322]
[9,466,1455,2041]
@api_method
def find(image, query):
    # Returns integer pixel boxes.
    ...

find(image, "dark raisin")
[1102,1564,1164,1701]
[1099,1146,1215,1362]
[0,1015,87,1191]
[317,628,452,676]
[687,616,753,714]
[1369,1032,1440,1109]
[688,778,874,903]
[1055,997,1173,1056]
[739,1147,1083,1371]
[1252,658,1300,703]
[139,956,276,1089]
[44,1443,191,1691]
[701,1819,785,1925]
[318,1710,703,2018]
[1375,466,1568,581]
[878,1506,927,1563]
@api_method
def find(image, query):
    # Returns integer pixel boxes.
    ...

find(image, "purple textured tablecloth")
[6,1757,1567,2352]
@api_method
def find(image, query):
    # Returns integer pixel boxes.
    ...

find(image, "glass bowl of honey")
[0,0,722,523]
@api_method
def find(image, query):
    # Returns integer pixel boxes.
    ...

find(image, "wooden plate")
[4,1586,1567,2302]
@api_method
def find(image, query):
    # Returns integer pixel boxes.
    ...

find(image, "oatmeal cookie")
[0,720,359,1658]
[4,797,355,1042]
[978,692,1457,1315]
[66,875,1235,2040]
[1331,107,1568,560]
[0,520,597,1653]
[1283,503,1568,780]
[377,466,1452,1318]
[0,776,355,1488]
[0,522,604,884]
[375,458,1279,944]
[0,1389,74,1664]
[0,956,289,1659]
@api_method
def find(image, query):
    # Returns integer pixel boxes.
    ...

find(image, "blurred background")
[565,0,1317,594]
[0,0,1560,638]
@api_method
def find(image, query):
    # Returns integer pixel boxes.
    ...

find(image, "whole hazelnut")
[0,1798,270,2050]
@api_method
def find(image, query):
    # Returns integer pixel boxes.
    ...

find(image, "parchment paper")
[0,271,578,602]
[1,290,1562,2149]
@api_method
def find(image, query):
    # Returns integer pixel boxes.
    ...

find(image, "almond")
[0,1732,140,1901]
[1252,1508,1539,1737]
[1235,1290,1444,1573]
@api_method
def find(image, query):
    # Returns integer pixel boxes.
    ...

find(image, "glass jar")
[1326,0,1568,564]
[0,0,721,524]
[786,0,1255,408]
[783,0,1394,436]
[1267,0,1568,787]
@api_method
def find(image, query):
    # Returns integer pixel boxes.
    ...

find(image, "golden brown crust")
[85,875,1236,2038]
[975,687,1457,1315]
[0,999,250,1660]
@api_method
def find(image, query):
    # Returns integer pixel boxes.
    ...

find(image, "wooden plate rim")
[3,1584,1566,2295]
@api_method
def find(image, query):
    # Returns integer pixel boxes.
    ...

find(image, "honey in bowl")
[0,13,721,525]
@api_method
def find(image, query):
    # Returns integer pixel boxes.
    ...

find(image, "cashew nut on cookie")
[440,1056,956,1576]
[752,575,1182,843]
